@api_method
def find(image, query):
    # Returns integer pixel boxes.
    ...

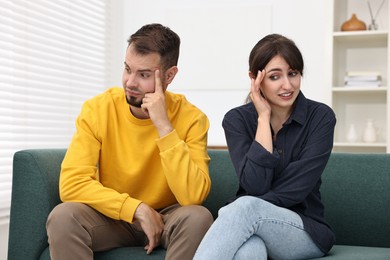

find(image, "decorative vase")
[346,124,358,142]
[341,13,367,31]
[363,119,377,143]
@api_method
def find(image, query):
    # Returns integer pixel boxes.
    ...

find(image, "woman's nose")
[282,77,293,89]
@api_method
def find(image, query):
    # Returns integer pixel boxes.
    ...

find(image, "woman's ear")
[248,71,255,79]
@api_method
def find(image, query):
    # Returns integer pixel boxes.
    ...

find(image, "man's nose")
[125,73,137,87]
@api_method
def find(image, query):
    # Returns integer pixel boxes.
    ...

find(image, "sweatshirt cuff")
[155,129,181,152]
[119,196,142,223]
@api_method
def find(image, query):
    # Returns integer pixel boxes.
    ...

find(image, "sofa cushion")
[321,153,390,248]
[311,245,390,259]
[39,246,167,260]
[203,149,238,219]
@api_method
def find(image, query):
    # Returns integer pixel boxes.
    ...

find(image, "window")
[0,0,115,224]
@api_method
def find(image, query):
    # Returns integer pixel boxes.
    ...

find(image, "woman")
[194,34,336,259]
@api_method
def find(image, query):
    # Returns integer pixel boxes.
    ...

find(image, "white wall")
[1,222,9,259]
[1,3,329,259]
[120,0,330,146]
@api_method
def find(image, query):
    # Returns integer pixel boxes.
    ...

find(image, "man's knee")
[181,205,213,227]
[46,202,88,238]
[171,205,213,235]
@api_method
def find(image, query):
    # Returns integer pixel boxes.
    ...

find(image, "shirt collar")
[285,91,307,126]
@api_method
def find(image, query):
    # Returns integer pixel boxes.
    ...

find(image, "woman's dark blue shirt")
[222,91,336,253]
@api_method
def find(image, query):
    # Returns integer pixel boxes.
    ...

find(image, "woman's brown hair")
[246,34,304,103]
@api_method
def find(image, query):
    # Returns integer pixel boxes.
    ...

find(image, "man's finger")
[154,69,163,93]
[146,239,156,254]
[141,104,149,117]
[146,247,153,254]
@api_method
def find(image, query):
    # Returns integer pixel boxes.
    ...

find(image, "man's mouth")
[126,87,142,96]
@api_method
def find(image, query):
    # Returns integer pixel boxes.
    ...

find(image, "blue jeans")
[194,196,324,260]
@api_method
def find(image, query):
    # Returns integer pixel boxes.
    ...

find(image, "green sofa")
[8,149,390,259]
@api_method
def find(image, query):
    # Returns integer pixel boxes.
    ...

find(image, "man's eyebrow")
[138,69,154,73]
[123,62,154,73]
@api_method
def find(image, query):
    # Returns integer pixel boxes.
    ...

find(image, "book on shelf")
[346,71,381,76]
[345,80,381,87]
[344,71,382,87]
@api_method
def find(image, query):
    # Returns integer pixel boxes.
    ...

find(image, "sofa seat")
[313,245,390,259]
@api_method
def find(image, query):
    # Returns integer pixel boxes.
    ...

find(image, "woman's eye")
[289,71,298,77]
[269,75,279,80]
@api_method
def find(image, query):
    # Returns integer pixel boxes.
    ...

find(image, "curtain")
[0,0,113,224]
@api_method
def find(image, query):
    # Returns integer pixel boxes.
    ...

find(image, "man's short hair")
[128,23,180,70]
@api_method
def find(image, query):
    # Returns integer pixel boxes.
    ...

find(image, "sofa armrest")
[8,149,66,259]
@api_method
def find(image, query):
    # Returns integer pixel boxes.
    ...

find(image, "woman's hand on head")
[250,70,271,118]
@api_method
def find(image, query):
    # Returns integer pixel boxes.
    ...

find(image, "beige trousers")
[46,202,213,260]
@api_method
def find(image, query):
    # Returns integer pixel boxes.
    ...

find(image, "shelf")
[330,0,389,153]
[332,86,387,92]
[333,30,388,42]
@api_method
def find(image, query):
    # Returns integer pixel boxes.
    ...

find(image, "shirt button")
[278,149,282,154]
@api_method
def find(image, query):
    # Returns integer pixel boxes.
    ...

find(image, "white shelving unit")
[328,0,390,153]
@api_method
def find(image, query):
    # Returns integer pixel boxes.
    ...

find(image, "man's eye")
[141,73,150,78]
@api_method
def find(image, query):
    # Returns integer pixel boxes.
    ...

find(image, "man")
[46,23,213,260]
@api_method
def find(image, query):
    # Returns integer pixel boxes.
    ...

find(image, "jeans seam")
[254,217,304,232]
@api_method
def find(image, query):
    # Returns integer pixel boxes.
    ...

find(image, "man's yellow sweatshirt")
[60,87,211,224]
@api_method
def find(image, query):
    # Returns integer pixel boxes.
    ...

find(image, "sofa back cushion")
[203,150,238,219]
[321,153,390,248]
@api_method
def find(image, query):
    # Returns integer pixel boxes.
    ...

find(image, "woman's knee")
[219,196,266,216]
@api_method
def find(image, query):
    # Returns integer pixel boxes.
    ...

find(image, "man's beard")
[126,96,142,108]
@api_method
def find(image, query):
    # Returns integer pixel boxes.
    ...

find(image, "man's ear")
[165,66,178,84]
